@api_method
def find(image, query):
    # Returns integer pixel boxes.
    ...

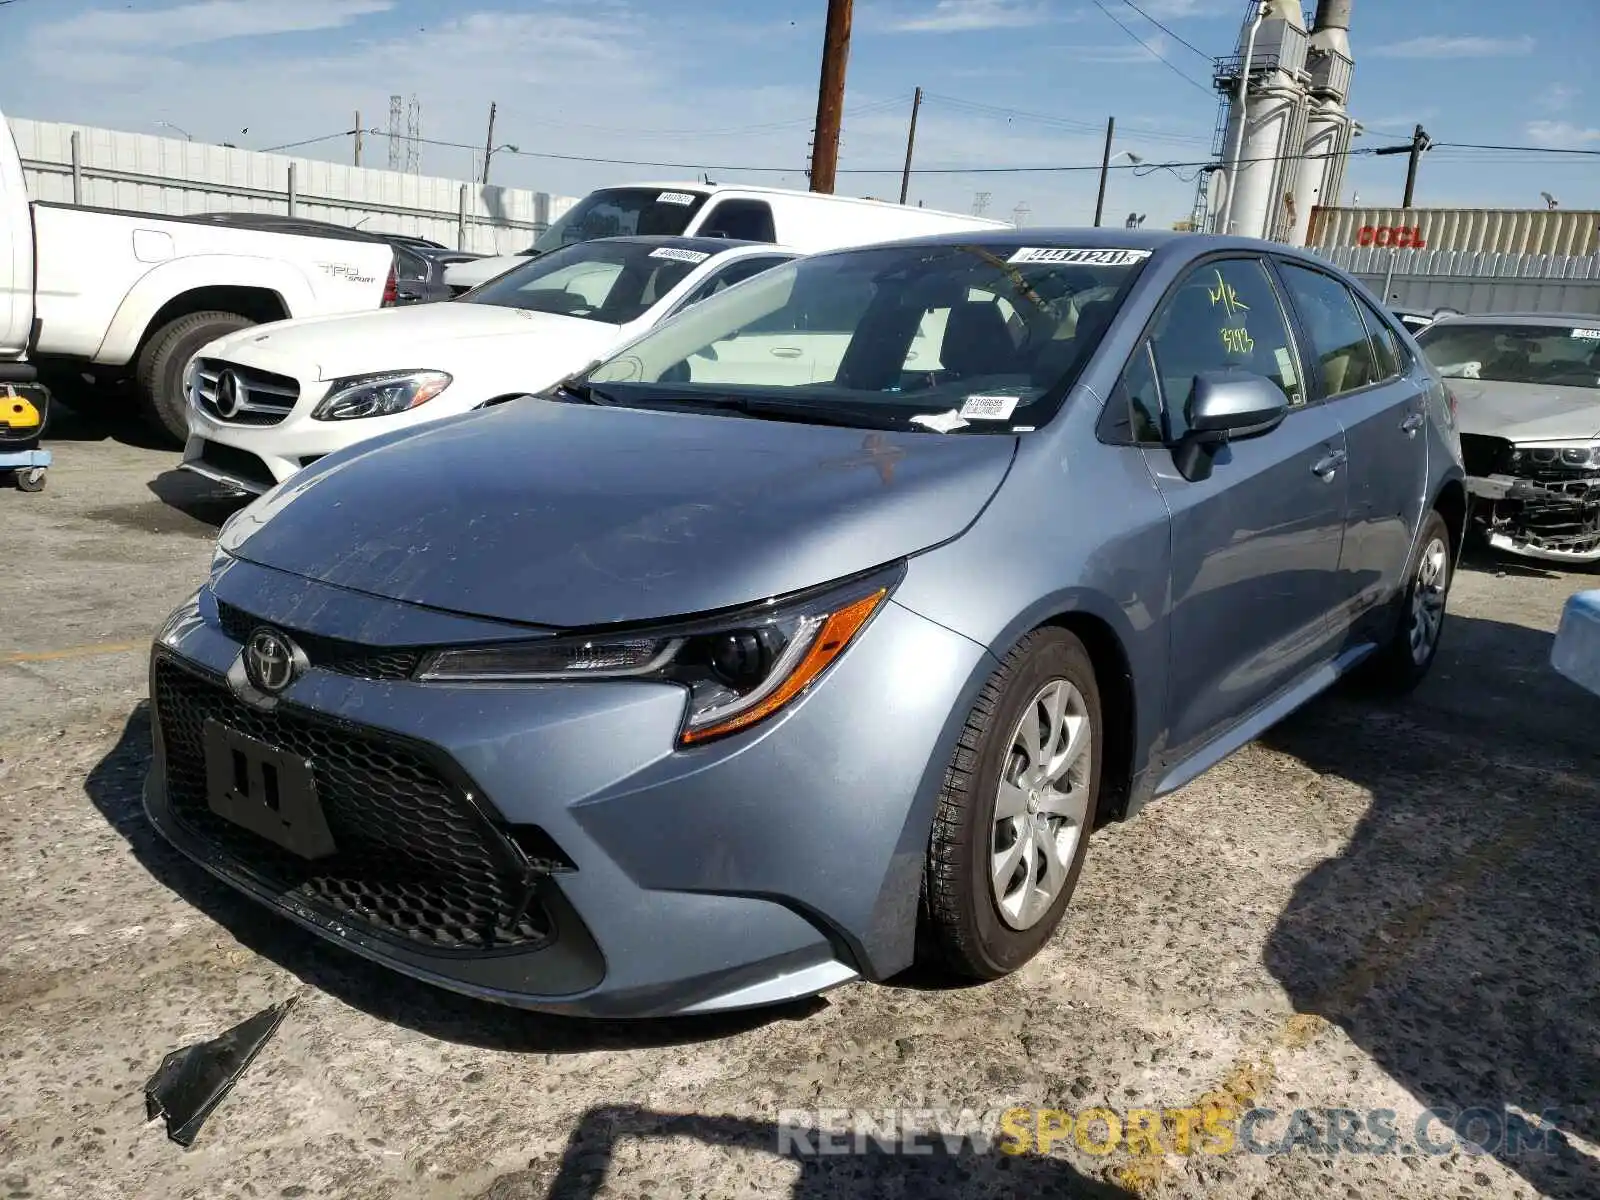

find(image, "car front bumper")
[1467,473,1600,563]
[142,559,990,1016]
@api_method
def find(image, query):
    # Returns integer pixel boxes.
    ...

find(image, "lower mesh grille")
[153,656,552,954]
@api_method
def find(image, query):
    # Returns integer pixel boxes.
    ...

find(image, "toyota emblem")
[214,369,246,419]
[244,628,301,694]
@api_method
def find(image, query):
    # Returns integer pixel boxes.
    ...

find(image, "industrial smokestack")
[1214,0,1310,239]
[1312,0,1351,32]
[1289,0,1355,244]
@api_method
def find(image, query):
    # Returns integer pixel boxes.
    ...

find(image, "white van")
[444,182,1012,290]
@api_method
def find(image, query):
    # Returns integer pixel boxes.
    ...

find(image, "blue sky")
[4,0,1597,226]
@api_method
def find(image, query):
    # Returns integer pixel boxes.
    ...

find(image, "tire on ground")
[135,311,256,444]
[1357,508,1453,696]
[921,625,1104,980]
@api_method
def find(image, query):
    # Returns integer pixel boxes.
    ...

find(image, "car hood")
[221,399,1018,628]
[1450,378,1600,443]
[205,304,621,382]
[444,254,528,289]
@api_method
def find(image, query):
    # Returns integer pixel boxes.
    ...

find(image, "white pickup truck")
[1,108,396,441]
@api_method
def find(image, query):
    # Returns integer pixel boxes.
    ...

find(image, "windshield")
[459,240,716,324]
[1417,322,1600,389]
[582,243,1149,431]
[530,188,710,255]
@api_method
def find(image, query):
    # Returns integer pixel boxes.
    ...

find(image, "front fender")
[93,255,318,364]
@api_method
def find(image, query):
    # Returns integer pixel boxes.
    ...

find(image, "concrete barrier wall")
[8,117,579,256]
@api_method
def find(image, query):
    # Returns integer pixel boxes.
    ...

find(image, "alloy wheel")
[1409,536,1449,666]
[991,679,1093,931]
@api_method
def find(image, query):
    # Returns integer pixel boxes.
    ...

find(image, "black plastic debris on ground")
[144,996,297,1148]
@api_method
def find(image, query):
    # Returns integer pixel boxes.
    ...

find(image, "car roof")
[579,182,1010,226]
[1426,312,1600,326]
[574,234,800,257]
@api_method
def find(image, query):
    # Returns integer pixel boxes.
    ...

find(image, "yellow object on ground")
[3,394,42,430]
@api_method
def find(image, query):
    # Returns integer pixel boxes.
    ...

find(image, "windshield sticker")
[960,394,1020,421]
[1572,327,1600,340]
[910,410,971,434]
[648,247,712,264]
[657,191,698,206]
[1274,347,1296,384]
[1006,247,1152,267]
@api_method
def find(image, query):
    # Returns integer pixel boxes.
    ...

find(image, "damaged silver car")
[1416,314,1600,563]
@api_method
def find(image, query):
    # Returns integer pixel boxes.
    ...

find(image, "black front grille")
[215,601,424,681]
[1460,433,1510,477]
[198,440,277,491]
[154,656,553,954]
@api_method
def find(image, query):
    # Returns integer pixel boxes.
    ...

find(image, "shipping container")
[1306,206,1600,256]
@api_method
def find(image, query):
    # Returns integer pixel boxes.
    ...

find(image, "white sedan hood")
[204,304,623,384]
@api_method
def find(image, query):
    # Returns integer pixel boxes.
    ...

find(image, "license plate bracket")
[202,720,336,860]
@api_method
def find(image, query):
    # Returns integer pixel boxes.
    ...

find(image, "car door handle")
[1400,411,1425,435]
[1312,448,1347,479]
[770,347,803,359]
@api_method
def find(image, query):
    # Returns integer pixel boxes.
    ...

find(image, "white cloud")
[1133,0,1235,14]
[1372,34,1535,60]
[1525,120,1600,150]
[889,0,1055,32]
[35,0,395,49]
[1537,83,1578,114]
[1057,33,1177,64]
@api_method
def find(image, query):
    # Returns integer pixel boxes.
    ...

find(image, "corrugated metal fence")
[1317,247,1600,315]
[9,117,579,256]
[1307,206,1600,256]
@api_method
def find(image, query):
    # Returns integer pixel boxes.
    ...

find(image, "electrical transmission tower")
[1012,201,1030,227]
[387,94,403,170]
[405,95,422,174]
[972,191,992,217]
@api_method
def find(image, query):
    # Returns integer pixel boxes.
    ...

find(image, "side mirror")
[1172,372,1290,482]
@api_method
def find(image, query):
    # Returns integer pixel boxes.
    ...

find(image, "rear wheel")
[922,627,1103,979]
[1359,510,1452,694]
[135,311,256,444]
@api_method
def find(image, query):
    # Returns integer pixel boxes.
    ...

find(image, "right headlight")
[417,564,903,745]
[313,370,452,421]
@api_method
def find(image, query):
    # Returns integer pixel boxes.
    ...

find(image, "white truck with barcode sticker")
[0,105,396,441]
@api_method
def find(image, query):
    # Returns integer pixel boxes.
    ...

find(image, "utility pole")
[898,86,923,205]
[353,111,363,167]
[481,101,498,185]
[1402,123,1431,208]
[809,0,854,193]
[1093,116,1115,227]
[1374,122,1432,208]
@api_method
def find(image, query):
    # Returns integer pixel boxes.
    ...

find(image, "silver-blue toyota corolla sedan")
[145,230,1465,1017]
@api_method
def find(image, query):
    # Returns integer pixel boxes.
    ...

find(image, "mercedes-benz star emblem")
[214,369,246,419]
[245,628,300,694]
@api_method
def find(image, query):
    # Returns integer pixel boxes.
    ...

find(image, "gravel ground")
[1,412,1597,1200]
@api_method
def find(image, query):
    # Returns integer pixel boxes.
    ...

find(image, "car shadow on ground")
[146,468,252,528]
[1263,611,1600,1198]
[42,393,174,451]
[469,1105,1135,1199]
[86,703,827,1054]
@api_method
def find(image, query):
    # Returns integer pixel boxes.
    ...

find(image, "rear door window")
[1277,262,1385,398]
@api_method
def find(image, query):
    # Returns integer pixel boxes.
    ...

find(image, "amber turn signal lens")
[678,588,889,745]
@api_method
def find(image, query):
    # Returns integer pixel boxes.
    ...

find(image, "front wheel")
[922,627,1103,980]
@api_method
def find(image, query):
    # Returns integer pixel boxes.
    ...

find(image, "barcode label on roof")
[1006,247,1152,266]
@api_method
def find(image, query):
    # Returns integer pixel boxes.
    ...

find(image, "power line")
[1437,140,1600,156]
[261,130,356,153]
[1091,0,1214,95]
[922,91,1213,146]
[1115,0,1213,60]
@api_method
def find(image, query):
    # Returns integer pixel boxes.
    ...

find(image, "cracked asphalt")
[2,412,1597,1199]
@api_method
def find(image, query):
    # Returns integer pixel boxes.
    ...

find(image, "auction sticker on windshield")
[1572,327,1600,340]
[1006,248,1152,266]
[657,192,698,206]
[648,247,712,264]
[960,395,1021,420]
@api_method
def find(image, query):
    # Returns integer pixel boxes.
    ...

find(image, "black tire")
[1358,510,1453,695]
[922,627,1104,980]
[135,311,256,444]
